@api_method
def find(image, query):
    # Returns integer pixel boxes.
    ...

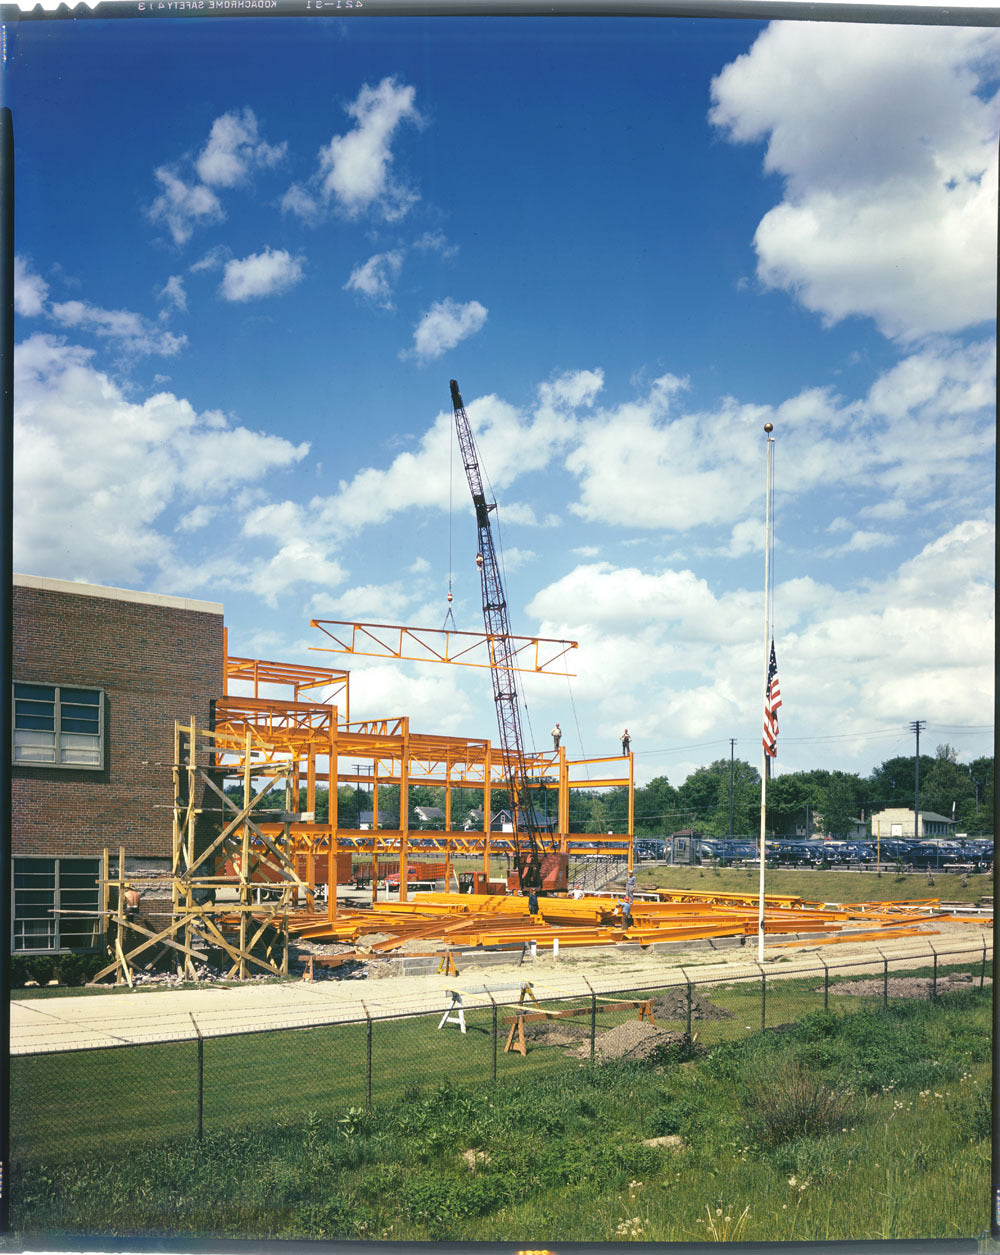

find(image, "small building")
[668,828,699,864]
[870,807,956,839]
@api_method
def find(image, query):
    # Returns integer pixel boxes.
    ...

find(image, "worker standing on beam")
[551,723,561,749]
[621,728,631,756]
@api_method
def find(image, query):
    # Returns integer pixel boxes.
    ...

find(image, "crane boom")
[450,379,543,890]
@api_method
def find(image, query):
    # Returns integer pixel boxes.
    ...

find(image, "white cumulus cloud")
[315,77,422,220]
[50,299,187,357]
[344,250,404,309]
[406,298,488,361]
[710,24,1000,341]
[14,256,48,317]
[148,167,224,246]
[220,247,305,302]
[159,275,188,314]
[14,333,309,589]
[196,107,286,188]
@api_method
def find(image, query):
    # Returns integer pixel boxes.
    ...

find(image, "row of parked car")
[662,837,993,871]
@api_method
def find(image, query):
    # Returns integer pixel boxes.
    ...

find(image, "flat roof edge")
[13,573,224,616]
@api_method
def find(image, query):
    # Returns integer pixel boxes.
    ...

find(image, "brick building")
[11,574,224,953]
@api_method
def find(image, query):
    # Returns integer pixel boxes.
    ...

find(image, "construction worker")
[551,723,562,749]
[625,869,637,901]
[621,728,631,756]
[571,883,583,900]
[123,884,141,922]
[527,888,539,917]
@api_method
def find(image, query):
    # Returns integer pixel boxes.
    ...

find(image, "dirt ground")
[824,970,991,999]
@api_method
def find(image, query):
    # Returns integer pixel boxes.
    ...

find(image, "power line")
[615,723,992,761]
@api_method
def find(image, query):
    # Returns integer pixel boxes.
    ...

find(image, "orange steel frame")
[309,618,579,677]
[216,650,634,917]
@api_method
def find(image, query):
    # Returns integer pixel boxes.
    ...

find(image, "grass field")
[635,864,992,904]
[10,976,991,1243]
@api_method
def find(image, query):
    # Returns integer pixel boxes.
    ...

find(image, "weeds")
[704,1202,751,1241]
[745,1064,854,1148]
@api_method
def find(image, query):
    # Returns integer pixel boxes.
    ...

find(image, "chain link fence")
[11,940,991,1166]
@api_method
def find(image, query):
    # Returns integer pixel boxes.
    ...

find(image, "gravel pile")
[649,988,733,1021]
[582,1019,688,1061]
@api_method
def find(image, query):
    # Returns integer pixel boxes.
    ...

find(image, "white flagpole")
[758,423,775,964]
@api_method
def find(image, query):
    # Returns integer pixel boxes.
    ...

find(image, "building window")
[13,682,104,768]
[12,857,102,952]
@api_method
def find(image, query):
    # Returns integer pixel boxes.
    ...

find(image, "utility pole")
[729,739,736,838]
[910,720,926,839]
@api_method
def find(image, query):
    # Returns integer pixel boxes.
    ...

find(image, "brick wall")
[12,581,224,859]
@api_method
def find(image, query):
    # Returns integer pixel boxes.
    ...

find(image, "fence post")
[981,939,987,990]
[754,962,766,1033]
[189,1013,203,1142]
[681,968,693,1042]
[488,993,497,1084]
[820,956,829,1012]
[583,977,596,1061]
[878,950,888,1011]
[361,1002,373,1115]
[930,942,938,1000]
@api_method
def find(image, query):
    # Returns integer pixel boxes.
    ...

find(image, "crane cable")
[443,411,457,631]
[566,675,591,780]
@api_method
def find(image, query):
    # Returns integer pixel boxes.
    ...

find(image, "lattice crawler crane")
[450,378,545,891]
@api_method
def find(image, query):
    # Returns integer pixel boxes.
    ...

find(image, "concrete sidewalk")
[10,927,990,1055]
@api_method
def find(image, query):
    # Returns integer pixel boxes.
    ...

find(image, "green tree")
[676,759,759,836]
[966,757,994,834]
[867,755,935,811]
[634,776,680,835]
[818,773,860,837]
[765,774,814,836]
[585,787,630,834]
[920,755,973,827]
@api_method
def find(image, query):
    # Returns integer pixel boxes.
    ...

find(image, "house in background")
[412,806,445,828]
[464,807,557,834]
[358,811,401,831]
[12,574,224,955]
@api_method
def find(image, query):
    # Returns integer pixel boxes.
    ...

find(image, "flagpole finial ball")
[764,422,773,433]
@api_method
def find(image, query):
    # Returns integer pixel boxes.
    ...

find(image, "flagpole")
[758,423,775,964]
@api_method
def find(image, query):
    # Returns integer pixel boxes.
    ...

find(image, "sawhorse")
[438,990,467,1033]
[503,982,541,1056]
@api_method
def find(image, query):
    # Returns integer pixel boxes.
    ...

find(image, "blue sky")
[9,11,997,786]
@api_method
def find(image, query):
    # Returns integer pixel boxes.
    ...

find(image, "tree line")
[239,743,992,839]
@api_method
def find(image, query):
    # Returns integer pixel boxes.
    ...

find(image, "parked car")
[908,841,963,870]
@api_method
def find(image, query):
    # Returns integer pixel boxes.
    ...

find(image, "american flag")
[763,638,782,758]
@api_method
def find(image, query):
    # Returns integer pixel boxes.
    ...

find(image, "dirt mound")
[826,972,989,999]
[571,1018,688,1061]
[521,1019,590,1047]
[649,988,733,1021]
